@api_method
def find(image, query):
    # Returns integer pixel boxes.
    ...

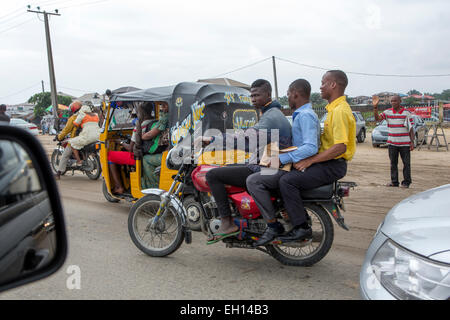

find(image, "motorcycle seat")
[302,184,334,200]
[81,142,98,153]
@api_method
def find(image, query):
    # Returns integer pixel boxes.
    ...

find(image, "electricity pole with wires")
[27,6,61,132]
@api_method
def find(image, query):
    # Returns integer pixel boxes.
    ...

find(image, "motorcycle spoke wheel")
[128,195,184,257]
[267,204,334,267]
[85,154,101,180]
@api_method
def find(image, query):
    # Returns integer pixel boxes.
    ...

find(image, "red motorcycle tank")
[191,165,247,194]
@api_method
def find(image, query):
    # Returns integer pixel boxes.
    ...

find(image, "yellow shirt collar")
[326,96,347,112]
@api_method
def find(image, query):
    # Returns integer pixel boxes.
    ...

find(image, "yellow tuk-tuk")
[100,82,257,228]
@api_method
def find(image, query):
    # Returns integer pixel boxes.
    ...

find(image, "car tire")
[357,128,366,143]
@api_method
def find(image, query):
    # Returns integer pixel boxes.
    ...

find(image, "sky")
[1,0,450,104]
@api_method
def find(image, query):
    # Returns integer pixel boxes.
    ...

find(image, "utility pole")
[272,56,279,101]
[41,80,45,93]
[28,6,61,132]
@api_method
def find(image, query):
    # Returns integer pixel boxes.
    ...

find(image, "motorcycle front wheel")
[266,204,334,267]
[128,194,185,257]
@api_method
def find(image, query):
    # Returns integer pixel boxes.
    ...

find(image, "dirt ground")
[333,128,450,255]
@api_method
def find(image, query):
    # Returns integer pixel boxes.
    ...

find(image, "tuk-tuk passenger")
[141,102,169,189]
[107,104,153,194]
[69,105,101,166]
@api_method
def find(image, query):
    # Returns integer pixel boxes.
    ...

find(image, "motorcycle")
[51,138,102,180]
[127,145,356,266]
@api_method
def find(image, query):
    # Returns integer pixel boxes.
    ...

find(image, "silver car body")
[319,111,366,142]
[9,118,39,136]
[360,184,450,300]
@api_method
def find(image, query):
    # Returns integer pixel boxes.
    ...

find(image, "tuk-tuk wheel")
[183,196,202,232]
[102,180,120,203]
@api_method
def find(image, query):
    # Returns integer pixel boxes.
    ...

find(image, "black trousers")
[279,159,347,227]
[388,145,411,186]
[205,165,254,218]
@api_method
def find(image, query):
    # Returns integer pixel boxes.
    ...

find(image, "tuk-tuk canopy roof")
[110,82,250,105]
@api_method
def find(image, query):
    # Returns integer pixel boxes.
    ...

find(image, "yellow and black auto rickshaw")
[99,82,258,229]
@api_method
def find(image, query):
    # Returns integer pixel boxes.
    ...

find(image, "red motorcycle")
[128,146,356,266]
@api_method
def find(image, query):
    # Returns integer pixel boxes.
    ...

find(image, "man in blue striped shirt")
[247,79,320,246]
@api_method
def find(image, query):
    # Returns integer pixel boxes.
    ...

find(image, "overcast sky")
[1,0,450,104]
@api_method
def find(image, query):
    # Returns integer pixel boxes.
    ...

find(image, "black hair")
[141,101,155,119]
[0,104,6,111]
[251,79,272,94]
[327,70,348,90]
[289,79,311,98]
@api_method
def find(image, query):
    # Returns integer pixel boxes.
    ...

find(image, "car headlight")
[371,240,450,300]
[372,129,380,135]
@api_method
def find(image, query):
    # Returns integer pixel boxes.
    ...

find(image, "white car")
[360,184,450,300]
[9,118,39,136]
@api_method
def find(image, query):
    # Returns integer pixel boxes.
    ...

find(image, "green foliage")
[407,89,421,95]
[278,95,288,107]
[28,92,73,117]
[311,92,327,108]
[403,97,420,105]
[433,89,450,101]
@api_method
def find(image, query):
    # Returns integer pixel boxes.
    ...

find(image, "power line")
[276,56,450,78]
[59,0,114,10]
[0,83,41,100]
[213,57,272,78]
[0,17,35,35]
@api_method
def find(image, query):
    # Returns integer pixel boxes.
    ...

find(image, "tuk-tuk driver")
[141,102,169,189]
[204,79,292,244]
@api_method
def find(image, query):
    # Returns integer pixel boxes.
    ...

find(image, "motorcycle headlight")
[371,240,450,300]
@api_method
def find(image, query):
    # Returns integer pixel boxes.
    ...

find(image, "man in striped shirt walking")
[373,95,415,188]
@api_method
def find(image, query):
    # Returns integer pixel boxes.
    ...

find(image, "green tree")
[278,95,288,107]
[28,92,72,117]
[311,92,327,108]
[407,89,421,96]
[403,96,419,105]
[433,89,450,101]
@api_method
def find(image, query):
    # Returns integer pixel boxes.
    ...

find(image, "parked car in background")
[371,115,427,148]
[318,111,366,143]
[360,184,450,300]
[9,118,39,136]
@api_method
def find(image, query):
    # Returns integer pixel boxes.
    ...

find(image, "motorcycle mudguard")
[141,188,188,227]
[318,202,350,231]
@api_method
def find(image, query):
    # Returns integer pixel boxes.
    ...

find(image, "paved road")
[4,131,449,300]
[0,174,363,299]
[1,137,366,300]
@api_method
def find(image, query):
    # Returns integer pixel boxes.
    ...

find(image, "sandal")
[206,230,240,245]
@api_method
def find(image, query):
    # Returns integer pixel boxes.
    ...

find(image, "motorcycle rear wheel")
[51,149,67,175]
[128,194,185,257]
[85,154,102,180]
[266,204,334,267]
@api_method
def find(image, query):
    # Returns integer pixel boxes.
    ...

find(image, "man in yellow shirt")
[54,101,82,180]
[278,70,356,242]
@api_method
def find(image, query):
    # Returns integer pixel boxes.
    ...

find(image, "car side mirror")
[0,125,67,293]
[376,122,380,126]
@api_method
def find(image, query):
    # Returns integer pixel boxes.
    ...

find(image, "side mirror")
[376,122,380,126]
[0,125,67,293]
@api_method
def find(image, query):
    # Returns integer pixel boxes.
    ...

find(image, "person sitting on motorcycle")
[54,100,82,180]
[106,104,154,194]
[141,101,169,189]
[246,79,320,246]
[69,105,101,166]
[204,79,292,244]
[276,70,356,243]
